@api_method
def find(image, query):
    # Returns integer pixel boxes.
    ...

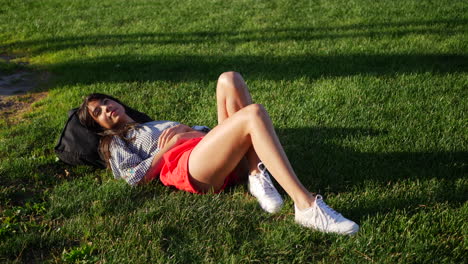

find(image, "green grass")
[1,0,467,262]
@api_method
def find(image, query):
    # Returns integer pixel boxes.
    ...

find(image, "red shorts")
[159,137,239,194]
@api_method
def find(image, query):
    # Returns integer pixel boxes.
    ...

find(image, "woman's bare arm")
[157,124,193,149]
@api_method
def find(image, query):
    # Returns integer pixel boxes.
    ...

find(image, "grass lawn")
[1,0,467,263]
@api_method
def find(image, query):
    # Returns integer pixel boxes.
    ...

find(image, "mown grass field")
[0,0,467,263]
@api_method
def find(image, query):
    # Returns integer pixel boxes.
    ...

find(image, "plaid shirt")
[109,121,179,185]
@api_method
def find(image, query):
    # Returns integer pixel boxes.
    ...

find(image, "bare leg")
[188,104,315,209]
[216,71,261,175]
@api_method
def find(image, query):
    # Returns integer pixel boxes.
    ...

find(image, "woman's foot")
[249,162,284,213]
[295,195,359,235]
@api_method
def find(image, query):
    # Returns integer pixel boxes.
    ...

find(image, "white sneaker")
[295,195,359,235]
[248,162,284,213]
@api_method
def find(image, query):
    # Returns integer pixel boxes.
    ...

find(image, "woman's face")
[87,98,129,129]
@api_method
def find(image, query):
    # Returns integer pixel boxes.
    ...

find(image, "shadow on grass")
[46,53,467,85]
[1,18,466,87]
[277,127,467,220]
[159,225,199,262]
[4,18,467,55]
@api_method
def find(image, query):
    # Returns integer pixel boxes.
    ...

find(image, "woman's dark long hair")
[77,93,153,167]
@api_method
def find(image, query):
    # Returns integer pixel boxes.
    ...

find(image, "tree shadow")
[4,18,467,55]
[46,53,466,85]
[0,18,464,91]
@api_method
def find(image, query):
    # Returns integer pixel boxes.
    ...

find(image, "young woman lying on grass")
[78,71,359,235]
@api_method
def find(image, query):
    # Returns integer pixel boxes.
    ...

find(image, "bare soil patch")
[0,53,51,121]
[0,92,48,120]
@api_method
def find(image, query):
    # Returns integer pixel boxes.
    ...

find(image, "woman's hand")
[157,124,192,149]
[140,130,206,185]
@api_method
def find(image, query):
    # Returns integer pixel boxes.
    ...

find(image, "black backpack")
[54,107,152,168]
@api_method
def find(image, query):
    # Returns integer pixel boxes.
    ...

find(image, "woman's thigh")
[188,109,252,191]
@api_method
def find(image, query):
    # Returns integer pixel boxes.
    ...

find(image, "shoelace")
[257,162,276,194]
[313,195,342,229]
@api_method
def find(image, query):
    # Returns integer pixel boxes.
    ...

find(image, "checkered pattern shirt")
[109,121,179,186]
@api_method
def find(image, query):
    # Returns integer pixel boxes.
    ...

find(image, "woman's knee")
[217,71,252,106]
[217,71,245,93]
[218,71,242,85]
[244,103,268,120]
